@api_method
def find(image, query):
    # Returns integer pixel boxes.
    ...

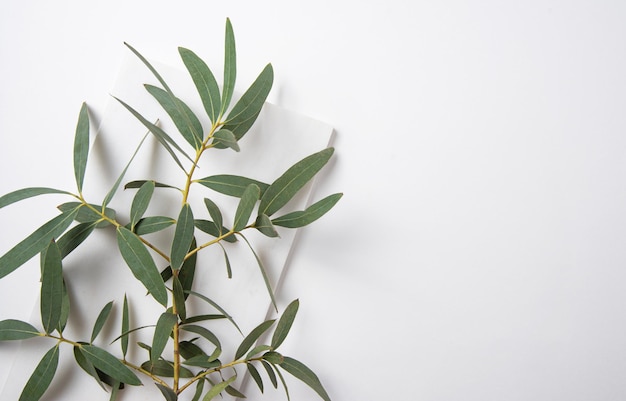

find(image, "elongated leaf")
[203,376,236,401]
[141,360,194,378]
[145,84,203,150]
[221,64,273,143]
[19,345,59,401]
[247,344,272,359]
[57,222,97,258]
[235,319,275,360]
[124,42,173,92]
[41,240,63,334]
[194,220,236,243]
[212,129,239,151]
[109,382,121,401]
[179,47,221,124]
[271,299,299,350]
[151,312,178,364]
[225,385,246,398]
[121,295,129,357]
[74,102,90,192]
[240,234,277,311]
[180,325,221,360]
[184,314,225,325]
[248,363,264,393]
[254,214,278,237]
[0,187,72,209]
[134,216,176,235]
[58,279,70,333]
[261,360,278,389]
[0,208,78,279]
[111,325,154,346]
[262,351,284,365]
[181,355,220,369]
[192,379,205,401]
[274,365,291,401]
[73,346,106,390]
[280,357,331,401]
[81,344,141,385]
[203,198,223,233]
[197,174,269,198]
[172,276,186,322]
[171,203,194,271]
[179,238,197,300]
[156,383,178,401]
[272,193,343,228]
[130,180,155,229]
[219,243,232,278]
[91,301,114,343]
[186,290,241,334]
[0,319,40,341]
[125,180,180,190]
[221,18,236,116]
[116,227,168,306]
[57,202,116,228]
[234,184,259,231]
[259,148,334,217]
[179,340,206,360]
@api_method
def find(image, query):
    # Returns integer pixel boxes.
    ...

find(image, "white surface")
[2,1,626,400]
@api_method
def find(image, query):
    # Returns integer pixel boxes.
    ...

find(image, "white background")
[2,1,626,400]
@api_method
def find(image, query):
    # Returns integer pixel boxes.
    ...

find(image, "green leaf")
[203,198,223,234]
[40,240,63,334]
[235,319,275,360]
[57,222,97,258]
[219,243,232,278]
[259,148,334,217]
[134,216,176,235]
[156,383,178,401]
[0,208,79,280]
[212,129,239,151]
[58,279,70,333]
[261,360,278,389]
[225,385,246,398]
[125,180,180,191]
[73,345,106,390]
[57,202,116,228]
[194,220,236,243]
[221,64,273,143]
[254,214,278,237]
[280,357,331,401]
[248,363,264,393]
[179,47,221,124]
[240,234,277,311]
[271,299,299,350]
[262,351,284,365]
[145,84,203,150]
[0,187,72,209]
[202,376,236,401]
[247,344,272,359]
[151,312,178,365]
[81,344,142,385]
[0,319,40,341]
[185,290,241,334]
[179,237,197,300]
[172,276,186,322]
[91,301,114,343]
[180,325,221,360]
[197,175,269,198]
[130,180,155,230]
[121,295,129,357]
[183,314,226,325]
[274,365,291,401]
[141,360,194,378]
[191,379,205,401]
[221,18,236,116]
[116,226,168,306]
[124,42,174,93]
[179,340,206,360]
[272,193,343,228]
[74,102,90,193]
[171,203,194,271]
[19,345,59,401]
[181,355,220,369]
[233,184,260,232]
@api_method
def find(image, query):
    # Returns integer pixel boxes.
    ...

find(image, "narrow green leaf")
[185,290,241,334]
[130,180,155,230]
[156,383,178,401]
[194,220,237,243]
[259,148,334,217]
[180,325,221,360]
[57,222,97,258]
[274,365,291,401]
[202,375,236,401]
[73,345,106,390]
[261,360,278,389]
[134,216,176,235]
[141,360,194,378]
[81,344,141,385]
[111,325,154,346]
[280,357,331,401]
[172,276,186,322]
[272,193,343,228]
[57,202,116,227]
[151,312,178,365]
[19,345,59,401]
[254,214,278,237]
[179,238,197,300]
[171,203,194,271]
[196,174,269,198]
[271,299,299,350]
[91,301,114,343]
[183,314,226,325]
[0,208,79,280]
[262,351,284,365]
[212,129,239,151]
[109,382,121,401]
[145,84,203,150]
[221,18,236,116]
[125,180,180,191]
[221,64,273,143]
[248,363,264,393]
[74,102,90,192]
[0,319,40,341]
[225,385,246,398]
[181,355,220,369]
[235,319,275,360]
[203,198,223,234]
[57,279,70,333]
[247,344,272,360]
[219,243,232,278]
[41,240,63,334]
[121,295,129,357]
[124,42,173,92]
[116,226,168,306]
[179,340,206,360]
[191,379,205,401]
[179,47,221,124]
[233,184,260,232]
[240,234,277,311]
[0,187,72,209]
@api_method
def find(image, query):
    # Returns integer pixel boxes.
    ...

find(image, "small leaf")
[254,214,278,238]
[180,325,221,360]
[19,345,59,401]
[0,208,78,280]
[156,383,178,401]
[196,174,269,198]
[280,357,331,401]
[81,344,142,385]
[203,198,223,234]
[221,18,236,116]
[202,376,236,401]
[191,379,205,401]
[225,385,246,398]
[141,360,194,378]
[179,238,197,300]
[172,276,186,322]
[91,301,114,343]
[262,351,284,365]
[183,314,226,325]
[0,187,72,209]
[212,129,239,151]
[134,216,176,235]
[272,193,343,228]
[171,203,194,271]
[194,220,236,242]
[121,295,129,357]
[235,319,275,360]
[57,222,97,258]
[181,355,221,369]
[271,299,299,350]
[179,47,221,124]
[74,102,90,192]
[125,180,180,191]
[261,360,278,389]
[116,226,168,306]
[179,340,206,360]
[0,319,40,341]
[151,312,178,365]
[219,243,232,278]
[185,290,241,334]
[259,148,334,217]
[233,184,260,232]
[41,240,63,334]
[130,180,155,230]
[248,363,264,393]
[240,234,277,311]
[246,344,272,359]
